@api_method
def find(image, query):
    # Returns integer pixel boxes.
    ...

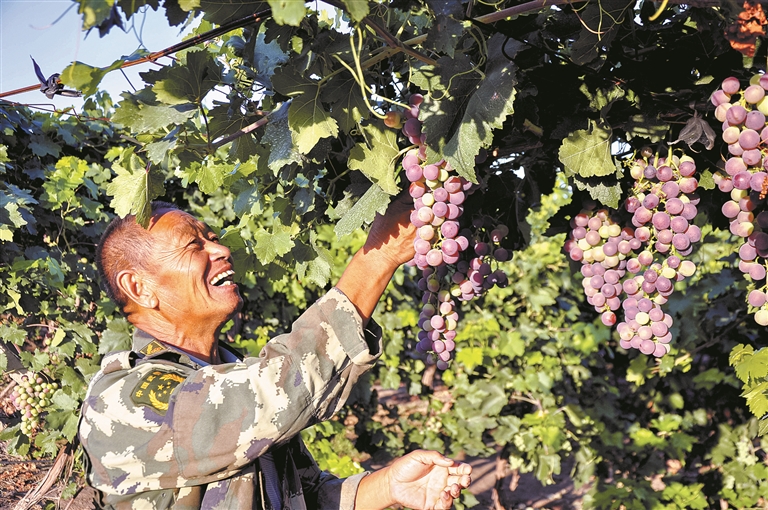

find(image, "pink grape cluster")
[9,374,58,436]
[398,95,510,369]
[565,153,702,357]
[711,74,768,325]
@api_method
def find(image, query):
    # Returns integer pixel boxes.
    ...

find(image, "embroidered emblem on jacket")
[131,370,185,414]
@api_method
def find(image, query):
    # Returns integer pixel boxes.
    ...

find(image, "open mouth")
[210,269,236,287]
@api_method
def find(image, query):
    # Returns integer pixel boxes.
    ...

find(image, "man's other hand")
[355,449,472,509]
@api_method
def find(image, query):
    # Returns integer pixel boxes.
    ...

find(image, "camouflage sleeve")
[289,435,369,510]
[79,288,382,494]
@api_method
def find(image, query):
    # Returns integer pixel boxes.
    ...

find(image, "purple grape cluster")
[9,374,58,436]
[565,153,702,357]
[712,75,768,326]
[398,95,510,369]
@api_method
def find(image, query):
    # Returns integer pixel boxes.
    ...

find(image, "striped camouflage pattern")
[79,288,381,509]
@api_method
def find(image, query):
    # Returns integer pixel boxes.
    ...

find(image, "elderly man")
[78,199,471,509]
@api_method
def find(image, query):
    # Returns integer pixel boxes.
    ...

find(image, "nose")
[206,239,232,261]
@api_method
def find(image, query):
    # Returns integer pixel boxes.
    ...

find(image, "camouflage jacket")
[79,288,383,509]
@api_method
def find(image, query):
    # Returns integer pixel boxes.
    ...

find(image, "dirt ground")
[0,381,586,510]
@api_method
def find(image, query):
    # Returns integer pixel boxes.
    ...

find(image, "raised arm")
[335,192,416,325]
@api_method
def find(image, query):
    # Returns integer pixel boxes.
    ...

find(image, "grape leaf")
[221,227,252,279]
[253,221,294,264]
[731,344,768,383]
[29,135,61,158]
[425,15,464,58]
[182,161,229,195]
[456,346,483,371]
[334,184,390,239]
[570,0,633,67]
[106,149,165,227]
[60,59,124,97]
[340,0,369,21]
[288,86,339,154]
[113,100,197,132]
[442,35,518,180]
[144,49,221,105]
[698,169,716,190]
[559,120,617,179]
[145,139,176,164]
[98,318,133,353]
[267,0,305,25]
[195,0,269,25]
[573,176,623,209]
[77,0,114,30]
[321,73,369,134]
[348,122,400,195]
[741,381,768,418]
[263,102,302,171]
[623,114,669,142]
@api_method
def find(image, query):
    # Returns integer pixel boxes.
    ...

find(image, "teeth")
[210,269,235,286]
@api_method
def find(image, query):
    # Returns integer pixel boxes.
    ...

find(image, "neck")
[130,313,222,364]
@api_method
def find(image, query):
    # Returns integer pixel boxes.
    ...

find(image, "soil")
[0,379,586,510]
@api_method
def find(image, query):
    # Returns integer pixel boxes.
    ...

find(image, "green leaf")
[106,149,165,227]
[263,102,302,172]
[573,176,623,209]
[731,344,768,383]
[145,139,176,164]
[78,0,116,30]
[29,135,61,158]
[288,87,339,154]
[182,161,230,195]
[441,34,518,181]
[253,221,294,264]
[425,15,464,58]
[622,114,670,142]
[456,346,483,371]
[698,169,716,190]
[99,318,133,354]
[267,0,305,25]
[499,331,525,358]
[334,184,390,239]
[60,59,124,97]
[113,100,197,132]
[559,120,617,179]
[340,0,369,21]
[570,0,633,67]
[145,49,222,104]
[197,0,269,25]
[742,382,768,418]
[348,121,400,195]
[321,73,369,134]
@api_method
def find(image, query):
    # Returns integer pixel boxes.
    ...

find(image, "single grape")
[722,77,741,94]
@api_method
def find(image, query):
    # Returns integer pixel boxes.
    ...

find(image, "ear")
[115,270,158,310]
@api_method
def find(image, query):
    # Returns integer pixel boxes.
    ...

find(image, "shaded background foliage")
[1,0,768,508]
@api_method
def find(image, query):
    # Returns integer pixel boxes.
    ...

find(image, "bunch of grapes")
[392,94,511,369]
[711,74,768,325]
[10,374,58,436]
[565,152,702,356]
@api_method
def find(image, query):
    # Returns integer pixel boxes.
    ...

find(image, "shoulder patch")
[140,340,167,356]
[131,369,185,415]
